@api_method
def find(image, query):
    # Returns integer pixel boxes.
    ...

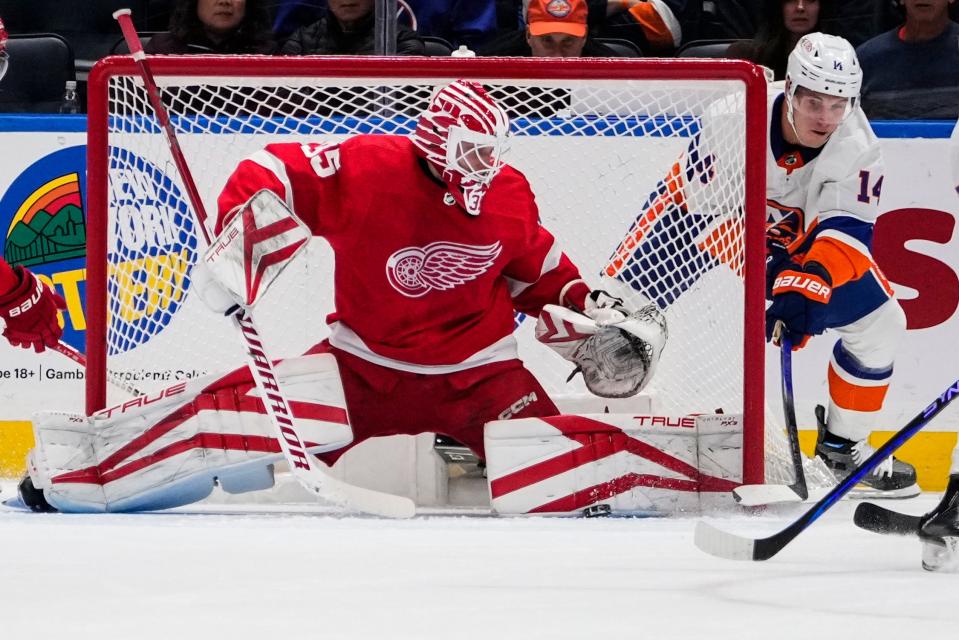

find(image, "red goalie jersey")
[217,134,589,372]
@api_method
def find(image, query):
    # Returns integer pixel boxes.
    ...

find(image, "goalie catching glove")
[535,292,667,398]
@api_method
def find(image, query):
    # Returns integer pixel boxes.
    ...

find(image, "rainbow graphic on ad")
[5,172,86,266]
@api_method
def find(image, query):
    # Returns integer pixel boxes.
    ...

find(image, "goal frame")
[85,55,768,484]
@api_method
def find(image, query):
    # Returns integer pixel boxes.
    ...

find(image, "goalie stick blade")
[293,460,416,519]
[733,484,805,506]
[854,502,922,537]
[324,475,417,519]
[297,464,416,519]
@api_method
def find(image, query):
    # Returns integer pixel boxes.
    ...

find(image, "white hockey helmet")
[0,17,8,82]
[786,32,862,107]
[411,79,510,215]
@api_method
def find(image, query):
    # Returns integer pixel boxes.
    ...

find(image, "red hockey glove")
[765,262,832,350]
[0,266,66,352]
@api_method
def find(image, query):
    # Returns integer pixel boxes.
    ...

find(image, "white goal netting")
[87,57,822,487]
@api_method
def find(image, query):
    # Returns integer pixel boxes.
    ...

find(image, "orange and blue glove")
[766,261,832,350]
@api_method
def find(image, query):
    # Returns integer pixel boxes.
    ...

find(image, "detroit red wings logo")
[386,241,501,297]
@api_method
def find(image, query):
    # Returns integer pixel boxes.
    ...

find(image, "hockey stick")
[52,340,146,397]
[732,326,809,506]
[113,9,414,518]
[853,502,922,537]
[695,377,959,561]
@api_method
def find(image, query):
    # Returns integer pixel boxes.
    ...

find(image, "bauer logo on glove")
[772,271,832,302]
[536,300,667,399]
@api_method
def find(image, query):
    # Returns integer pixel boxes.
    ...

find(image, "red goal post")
[86,56,768,484]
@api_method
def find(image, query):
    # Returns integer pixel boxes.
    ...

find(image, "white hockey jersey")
[764,81,884,279]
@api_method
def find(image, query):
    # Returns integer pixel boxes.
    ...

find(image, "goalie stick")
[732,328,809,506]
[695,377,959,561]
[113,9,414,519]
[52,340,145,397]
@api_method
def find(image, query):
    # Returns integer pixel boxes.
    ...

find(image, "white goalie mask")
[412,79,510,216]
[784,33,862,145]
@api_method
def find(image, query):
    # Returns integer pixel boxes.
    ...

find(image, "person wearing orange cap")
[479,0,620,57]
[525,0,591,56]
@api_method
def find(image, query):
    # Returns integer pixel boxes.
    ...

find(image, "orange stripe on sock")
[828,363,889,412]
[698,218,745,277]
[604,161,685,277]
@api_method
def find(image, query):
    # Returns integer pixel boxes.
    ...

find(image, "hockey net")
[86,56,822,489]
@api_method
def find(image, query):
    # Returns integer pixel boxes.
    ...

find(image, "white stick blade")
[732,484,804,506]
[293,461,416,519]
[694,520,755,560]
[318,471,417,519]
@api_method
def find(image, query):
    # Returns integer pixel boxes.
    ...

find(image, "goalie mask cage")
[86,56,773,485]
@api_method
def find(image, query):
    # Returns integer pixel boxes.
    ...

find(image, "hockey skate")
[919,474,959,572]
[814,405,919,499]
[17,475,57,513]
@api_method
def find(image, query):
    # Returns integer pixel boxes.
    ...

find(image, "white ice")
[1,480,955,640]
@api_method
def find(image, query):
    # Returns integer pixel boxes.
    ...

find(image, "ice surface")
[0,480,954,640]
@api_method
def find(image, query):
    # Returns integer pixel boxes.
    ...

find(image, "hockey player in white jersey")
[764,33,915,497]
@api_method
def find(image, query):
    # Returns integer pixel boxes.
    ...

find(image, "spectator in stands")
[725,0,821,80]
[698,0,761,40]
[596,0,684,55]
[272,0,325,40]
[816,0,901,48]
[404,1,498,50]
[279,0,424,54]
[496,0,524,32]
[856,0,959,119]
[145,0,275,54]
[478,0,621,56]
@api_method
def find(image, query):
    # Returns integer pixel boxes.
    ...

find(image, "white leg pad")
[484,413,743,515]
[30,353,353,513]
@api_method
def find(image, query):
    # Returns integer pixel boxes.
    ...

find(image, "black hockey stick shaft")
[779,332,808,500]
[751,377,959,560]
